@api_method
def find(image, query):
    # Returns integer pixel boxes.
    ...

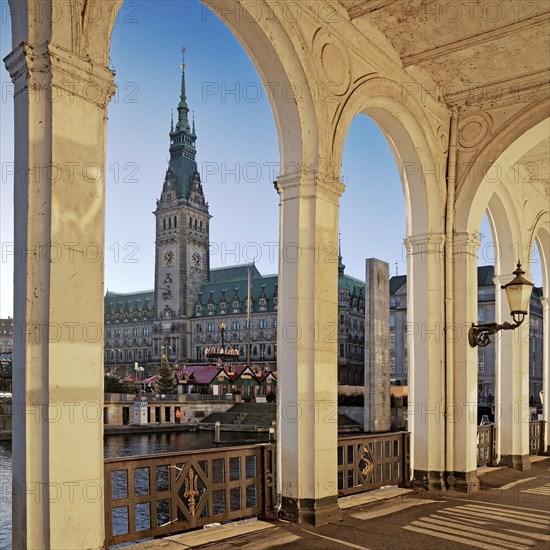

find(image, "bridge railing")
[104,443,276,547]
[529,420,544,455]
[337,432,410,496]
[477,424,496,467]
[477,421,545,467]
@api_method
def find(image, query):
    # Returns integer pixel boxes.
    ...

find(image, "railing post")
[490,424,496,466]
[259,444,277,520]
[399,432,411,487]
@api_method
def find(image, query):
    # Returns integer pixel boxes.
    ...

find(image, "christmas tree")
[156,353,177,395]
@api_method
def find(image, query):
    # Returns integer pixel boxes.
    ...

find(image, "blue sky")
[0,0,542,317]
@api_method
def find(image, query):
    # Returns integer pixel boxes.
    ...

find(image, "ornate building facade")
[103,54,366,379]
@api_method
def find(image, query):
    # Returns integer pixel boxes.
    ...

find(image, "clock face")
[163,250,175,266]
[191,252,202,267]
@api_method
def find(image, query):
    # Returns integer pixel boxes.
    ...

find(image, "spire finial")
[180,46,187,103]
[170,108,174,132]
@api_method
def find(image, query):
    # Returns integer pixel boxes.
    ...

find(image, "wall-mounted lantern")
[469,262,533,348]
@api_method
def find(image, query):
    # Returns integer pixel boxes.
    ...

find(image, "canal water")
[0,431,268,549]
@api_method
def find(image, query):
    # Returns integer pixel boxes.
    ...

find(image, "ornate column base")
[412,470,446,491]
[279,496,342,526]
[449,470,480,493]
[499,454,531,471]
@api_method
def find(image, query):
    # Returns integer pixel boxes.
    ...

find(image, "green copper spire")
[176,47,190,133]
[167,47,199,199]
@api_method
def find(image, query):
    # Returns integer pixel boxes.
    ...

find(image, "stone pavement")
[130,457,550,550]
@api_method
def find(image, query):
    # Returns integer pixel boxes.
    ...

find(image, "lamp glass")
[505,282,532,315]
[503,264,533,315]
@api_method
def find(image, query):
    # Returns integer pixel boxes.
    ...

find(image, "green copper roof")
[209,264,262,284]
[105,290,154,314]
[338,273,364,295]
[196,267,277,315]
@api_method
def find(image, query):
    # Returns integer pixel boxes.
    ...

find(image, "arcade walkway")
[131,457,550,550]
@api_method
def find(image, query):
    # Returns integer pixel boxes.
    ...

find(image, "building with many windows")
[389,266,544,403]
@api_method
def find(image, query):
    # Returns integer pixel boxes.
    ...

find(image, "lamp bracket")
[468,317,524,348]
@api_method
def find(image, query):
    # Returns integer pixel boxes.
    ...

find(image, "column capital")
[403,232,445,257]
[541,297,550,309]
[450,231,481,262]
[275,170,345,204]
[4,42,116,108]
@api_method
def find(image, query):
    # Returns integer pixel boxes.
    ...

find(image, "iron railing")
[104,443,276,547]
[477,424,496,466]
[529,420,544,455]
[337,432,410,496]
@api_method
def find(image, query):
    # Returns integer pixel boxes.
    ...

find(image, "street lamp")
[469,262,534,348]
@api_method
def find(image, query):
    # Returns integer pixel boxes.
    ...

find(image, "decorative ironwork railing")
[337,432,410,496]
[104,444,276,547]
[477,424,496,466]
[529,420,544,455]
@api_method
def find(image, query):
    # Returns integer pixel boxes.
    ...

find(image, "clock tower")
[154,49,210,361]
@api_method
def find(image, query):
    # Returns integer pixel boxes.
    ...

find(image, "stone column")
[543,298,549,453]
[364,259,390,433]
[275,172,344,525]
[449,232,481,491]
[405,233,446,489]
[494,274,531,470]
[5,42,115,549]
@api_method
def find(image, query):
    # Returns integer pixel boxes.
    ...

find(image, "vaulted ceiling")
[338,0,550,107]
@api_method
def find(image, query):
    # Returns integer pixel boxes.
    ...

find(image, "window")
[390,315,395,328]
[174,216,177,228]
[196,323,202,332]
[207,323,215,332]
[403,334,407,349]
[478,353,485,373]
[196,347,202,360]
[390,356,396,373]
[232,321,241,330]
[273,319,278,328]
[390,334,395,350]
[404,357,408,372]
[259,319,267,329]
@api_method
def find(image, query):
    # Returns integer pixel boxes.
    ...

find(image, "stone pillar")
[5,42,115,549]
[449,232,481,491]
[405,233,446,490]
[275,172,344,525]
[543,298,550,453]
[364,259,390,433]
[494,273,531,470]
